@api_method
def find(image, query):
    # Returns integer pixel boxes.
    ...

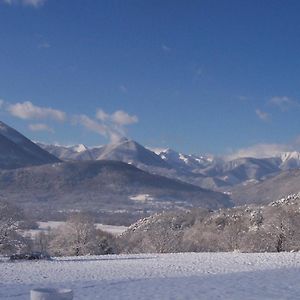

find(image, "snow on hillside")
[26,221,128,236]
[280,151,300,169]
[1,252,300,299]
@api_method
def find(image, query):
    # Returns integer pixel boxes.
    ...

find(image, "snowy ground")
[1,252,300,299]
[25,222,128,237]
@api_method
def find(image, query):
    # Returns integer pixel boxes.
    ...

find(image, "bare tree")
[34,229,54,253]
[0,201,30,254]
[49,213,115,256]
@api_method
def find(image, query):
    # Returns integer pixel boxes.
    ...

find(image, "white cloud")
[269,96,300,111]
[38,42,50,49]
[28,123,54,133]
[119,85,128,93]
[8,101,66,122]
[238,96,249,101]
[2,0,46,7]
[226,143,294,160]
[5,100,137,144]
[255,109,270,122]
[111,110,138,125]
[23,0,45,6]
[96,109,138,125]
[76,109,138,143]
[162,44,171,52]
[227,132,300,160]
[74,115,107,136]
[96,109,109,122]
[74,114,122,144]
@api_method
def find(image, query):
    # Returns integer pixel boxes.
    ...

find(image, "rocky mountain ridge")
[39,140,300,190]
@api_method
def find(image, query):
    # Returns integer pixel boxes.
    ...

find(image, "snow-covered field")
[1,252,300,299]
[25,222,128,237]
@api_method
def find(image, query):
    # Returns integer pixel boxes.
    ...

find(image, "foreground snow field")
[1,252,300,299]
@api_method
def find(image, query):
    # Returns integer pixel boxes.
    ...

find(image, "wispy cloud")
[2,0,46,7]
[255,109,270,122]
[38,41,50,49]
[269,96,300,111]
[238,96,249,101]
[95,109,109,122]
[73,114,108,136]
[110,110,138,126]
[162,44,171,53]
[7,101,66,122]
[3,98,138,144]
[226,134,300,160]
[119,85,128,94]
[75,109,138,143]
[96,109,138,126]
[226,143,292,160]
[28,123,54,133]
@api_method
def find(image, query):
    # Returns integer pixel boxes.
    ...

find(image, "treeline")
[0,201,38,255]
[35,214,115,256]
[120,194,300,253]
[1,193,300,256]
[0,203,115,256]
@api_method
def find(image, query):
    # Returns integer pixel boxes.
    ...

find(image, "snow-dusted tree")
[119,210,205,253]
[0,201,31,254]
[93,228,115,255]
[261,204,300,252]
[223,211,249,251]
[49,213,115,256]
[34,229,54,253]
[118,193,300,254]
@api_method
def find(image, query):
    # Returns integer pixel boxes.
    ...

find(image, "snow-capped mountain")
[0,122,232,222]
[38,139,300,191]
[72,144,88,153]
[201,157,281,185]
[2,120,300,216]
[0,121,60,169]
[94,138,170,169]
[156,148,214,172]
[279,151,300,170]
[39,138,170,169]
[154,149,283,186]
[37,143,96,161]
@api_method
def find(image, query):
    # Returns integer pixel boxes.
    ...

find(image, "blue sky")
[1,0,300,156]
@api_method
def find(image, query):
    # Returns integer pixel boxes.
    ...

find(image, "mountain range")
[0,160,231,222]
[0,121,231,223]
[1,120,300,223]
[38,138,170,169]
[39,140,300,190]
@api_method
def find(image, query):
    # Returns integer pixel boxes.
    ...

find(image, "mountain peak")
[72,144,88,153]
[110,136,130,146]
[280,151,300,162]
[118,136,130,143]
